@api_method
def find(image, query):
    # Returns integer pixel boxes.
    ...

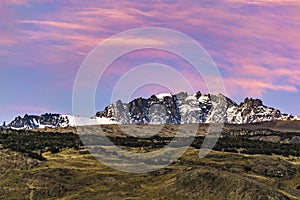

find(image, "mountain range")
[6,91,299,129]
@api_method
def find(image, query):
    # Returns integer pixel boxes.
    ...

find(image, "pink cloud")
[224,77,298,97]
[0,38,17,45]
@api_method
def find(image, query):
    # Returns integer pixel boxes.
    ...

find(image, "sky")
[1,0,300,123]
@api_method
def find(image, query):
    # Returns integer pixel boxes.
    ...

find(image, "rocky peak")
[195,91,202,99]
[243,97,263,108]
[149,95,158,102]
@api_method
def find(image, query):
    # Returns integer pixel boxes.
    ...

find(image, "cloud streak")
[18,20,91,30]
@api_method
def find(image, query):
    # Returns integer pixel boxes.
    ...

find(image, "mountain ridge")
[6,91,299,129]
[96,91,298,124]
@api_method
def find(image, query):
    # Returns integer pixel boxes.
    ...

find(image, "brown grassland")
[1,121,300,199]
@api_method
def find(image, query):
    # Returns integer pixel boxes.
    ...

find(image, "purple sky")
[1,0,300,123]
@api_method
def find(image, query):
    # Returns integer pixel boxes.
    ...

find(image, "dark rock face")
[97,94,182,124]
[243,97,263,107]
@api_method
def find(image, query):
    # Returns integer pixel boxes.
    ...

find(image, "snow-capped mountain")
[8,113,68,129]
[7,91,299,129]
[96,91,299,124]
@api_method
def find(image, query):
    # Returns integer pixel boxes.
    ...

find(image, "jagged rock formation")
[96,91,298,124]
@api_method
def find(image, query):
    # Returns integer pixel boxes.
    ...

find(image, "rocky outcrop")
[8,113,69,129]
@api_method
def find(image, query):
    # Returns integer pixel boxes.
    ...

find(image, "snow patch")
[155,93,172,99]
[62,115,119,126]
[198,94,210,103]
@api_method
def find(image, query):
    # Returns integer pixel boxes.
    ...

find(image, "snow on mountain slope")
[155,93,172,99]
[7,113,118,130]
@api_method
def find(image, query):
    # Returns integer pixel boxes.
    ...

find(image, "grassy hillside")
[1,122,300,199]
